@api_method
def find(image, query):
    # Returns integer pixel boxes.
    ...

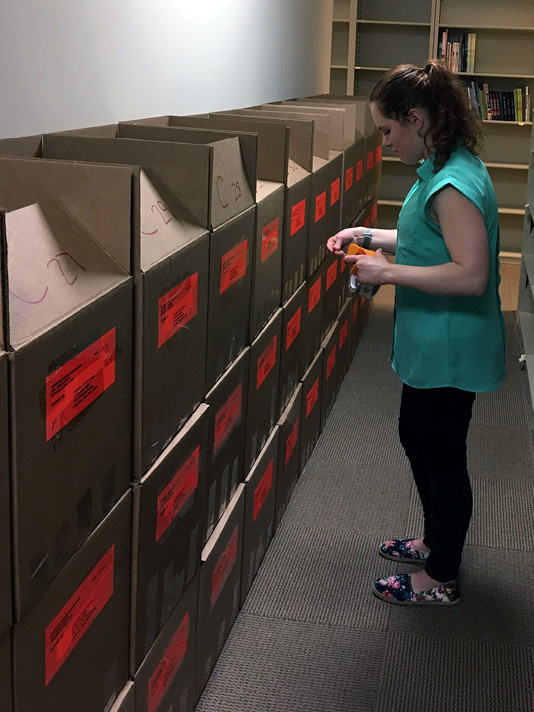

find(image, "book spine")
[482,83,491,120]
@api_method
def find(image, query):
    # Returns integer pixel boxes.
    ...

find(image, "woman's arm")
[352,187,489,297]
[327,226,398,256]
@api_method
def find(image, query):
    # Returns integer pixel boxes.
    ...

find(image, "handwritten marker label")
[211,526,238,609]
[213,383,243,455]
[367,151,375,171]
[326,345,337,380]
[257,336,277,390]
[339,320,348,350]
[356,160,364,182]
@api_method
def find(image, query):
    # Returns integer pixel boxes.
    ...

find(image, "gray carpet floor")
[196,282,534,712]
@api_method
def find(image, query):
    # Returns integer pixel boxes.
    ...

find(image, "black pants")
[398,383,476,582]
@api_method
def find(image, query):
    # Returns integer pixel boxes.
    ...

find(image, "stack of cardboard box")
[0,93,381,712]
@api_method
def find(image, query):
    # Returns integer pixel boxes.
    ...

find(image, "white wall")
[0,0,333,138]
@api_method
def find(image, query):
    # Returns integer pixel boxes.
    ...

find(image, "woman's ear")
[407,108,425,130]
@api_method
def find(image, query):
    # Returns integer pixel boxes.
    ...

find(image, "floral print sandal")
[379,538,430,563]
[372,573,461,606]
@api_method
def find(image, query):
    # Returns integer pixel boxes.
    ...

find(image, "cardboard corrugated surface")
[131,404,208,674]
[275,385,303,532]
[110,681,134,712]
[279,283,306,414]
[13,489,131,712]
[300,348,323,473]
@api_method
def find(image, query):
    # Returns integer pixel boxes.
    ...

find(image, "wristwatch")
[362,227,372,249]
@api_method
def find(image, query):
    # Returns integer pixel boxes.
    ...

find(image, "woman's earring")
[417,128,423,136]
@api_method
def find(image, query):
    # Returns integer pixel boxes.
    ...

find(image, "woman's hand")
[344,248,390,285]
[326,228,356,257]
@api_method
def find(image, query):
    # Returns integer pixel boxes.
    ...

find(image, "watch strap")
[362,228,372,250]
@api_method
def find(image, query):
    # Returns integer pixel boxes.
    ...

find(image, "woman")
[327,59,506,606]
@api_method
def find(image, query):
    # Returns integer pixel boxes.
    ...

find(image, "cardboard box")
[196,484,245,702]
[348,294,367,362]
[28,130,219,475]
[131,404,209,675]
[249,106,343,276]
[241,427,279,606]
[245,309,282,474]
[355,196,378,230]
[205,205,255,389]
[302,261,325,373]
[214,111,312,302]
[134,576,198,712]
[279,282,306,414]
[336,300,351,385]
[123,119,284,342]
[0,199,133,618]
[300,350,323,472]
[321,324,340,429]
[323,250,344,339]
[284,99,366,223]
[275,384,303,532]
[0,352,12,636]
[110,682,134,712]
[116,122,258,387]
[204,348,249,546]
[13,490,131,712]
[0,630,12,712]
[0,134,213,478]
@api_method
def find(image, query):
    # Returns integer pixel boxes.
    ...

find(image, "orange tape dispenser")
[345,243,380,298]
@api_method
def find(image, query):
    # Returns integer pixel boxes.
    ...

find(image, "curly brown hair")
[370,59,484,172]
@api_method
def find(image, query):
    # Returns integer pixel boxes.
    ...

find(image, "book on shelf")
[466,82,531,122]
[439,30,476,73]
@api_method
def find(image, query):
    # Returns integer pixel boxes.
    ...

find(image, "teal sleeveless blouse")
[392,144,506,392]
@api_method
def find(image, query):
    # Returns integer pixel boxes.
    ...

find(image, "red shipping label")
[375,145,382,164]
[345,166,354,191]
[340,257,347,273]
[211,525,238,609]
[352,300,358,324]
[286,307,302,352]
[261,218,279,262]
[45,546,114,686]
[291,199,306,236]
[315,191,326,223]
[158,273,198,348]
[326,345,337,380]
[308,277,322,314]
[156,446,199,541]
[367,150,375,171]
[253,459,274,522]
[46,328,116,441]
[326,261,338,291]
[257,335,277,390]
[148,612,189,712]
[306,378,319,418]
[356,160,363,182]
[364,216,371,228]
[220,240,248,294]
[360,295,365,308]
[284,418,299,466]
[339,320,349,350]
[330,178,341,206]
[371,204,377,224]
[213,383,242,455]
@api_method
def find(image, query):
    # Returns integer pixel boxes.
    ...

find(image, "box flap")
[278,103,346,151]
[119,122,258,205]
[218,110,313,175]
[201,483,245,563]
[255,108,330,161]
[287,159,310,188]
[0,156,132,273]
[163,115,289,185]
[0,135,43,158]
[256,180,283,203]
[287,100,361,145]
[139,170,207,271]
[5,200,128,349]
